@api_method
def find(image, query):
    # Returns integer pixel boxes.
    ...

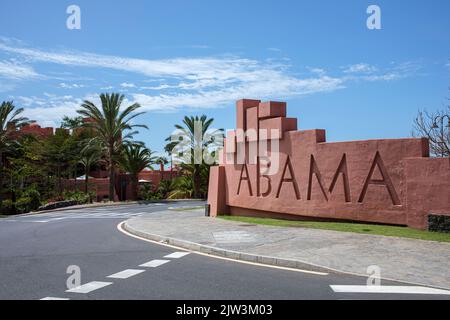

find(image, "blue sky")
[0,0,449,156]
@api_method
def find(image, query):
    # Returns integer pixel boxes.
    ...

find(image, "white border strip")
[107,269,146,279]
[66,281,113,294]
[330,285,450,295]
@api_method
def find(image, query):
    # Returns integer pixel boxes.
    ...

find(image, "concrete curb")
[123,219,450,290]
[123,221,333,274]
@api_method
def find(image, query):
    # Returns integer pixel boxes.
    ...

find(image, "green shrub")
[428,215,450,233]
[15,197,32,214]
[0,200,14,215]
[22,188,41,211]
[62,191,95,204]
[168,176,194,199]
[139,183,163,200]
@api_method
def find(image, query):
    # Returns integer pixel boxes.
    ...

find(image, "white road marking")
[164,252,191,259]
[153,203,165,206]
[107,269,146,279]
[40,297,70,300]
[330,285,450,295]
[1,219,51,223]
[66,281,113,294]
[139,259,170,268]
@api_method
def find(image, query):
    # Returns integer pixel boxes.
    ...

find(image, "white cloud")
[132,75,344,112]
[1,39,419,119]
[360,73,400,81]
[16,93,100,127]
[140,84,173,90]
[15,92,135,127]
[20,98,81,127]
[120,82,136,88]
[0,60,39,79]
[307,67,327,76]
[0,41,349,111]
[343,63,378,74]
[59,82,85,89]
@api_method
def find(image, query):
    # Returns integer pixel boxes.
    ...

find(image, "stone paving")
[125,209,450,289]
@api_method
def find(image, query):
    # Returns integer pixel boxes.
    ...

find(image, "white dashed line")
[1,220,49,223]
[40,297,70,300]
[330,285,450,295]
[66,281,113,294]
[164,252,190,259]
[139,259,170,268]
[107,269,146,279]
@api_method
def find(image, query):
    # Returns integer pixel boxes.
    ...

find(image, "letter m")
[307,154,351,202]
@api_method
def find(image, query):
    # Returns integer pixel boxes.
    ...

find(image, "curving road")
[0,202,448,300]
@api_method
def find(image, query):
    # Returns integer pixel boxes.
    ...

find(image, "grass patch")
[219,216,450,243]
[170,206,205,212]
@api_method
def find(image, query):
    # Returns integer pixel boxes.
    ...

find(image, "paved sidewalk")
[124,209,450,289]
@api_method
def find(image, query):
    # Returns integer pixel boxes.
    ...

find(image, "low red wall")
[63,178,116,202]
[64,170,179,202]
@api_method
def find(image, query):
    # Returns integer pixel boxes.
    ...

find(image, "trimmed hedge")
[428,214,450,233]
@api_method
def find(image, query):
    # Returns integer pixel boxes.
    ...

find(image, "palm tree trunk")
[0,171,3,203]
[0,152,3,203]
[84,166,89,194]
[132,174,138,201]
[108,148,115,202]
[57,165,62,197]
[73,165,77,192]
[10,174,16,215]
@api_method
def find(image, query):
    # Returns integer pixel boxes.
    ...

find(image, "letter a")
[358,152,401,205]
[237,164,253,196]
[366,5,381,30]
[66,265,81,290]
[276,156,300,200]
[66,5,81,30]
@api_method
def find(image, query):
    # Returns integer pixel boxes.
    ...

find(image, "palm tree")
[164,141,177,171]
[79,144,102,196]
[155,156,168,170]
[165,115,223,199]
[168,176,194,199]
[77,93,148,202]
[154,156,169,181]
[0,101,34,201]
[118,144,156,200]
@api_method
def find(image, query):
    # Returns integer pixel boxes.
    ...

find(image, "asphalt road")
[0,202,448,300]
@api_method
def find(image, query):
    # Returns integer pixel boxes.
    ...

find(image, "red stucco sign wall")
[208,99,450,230]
